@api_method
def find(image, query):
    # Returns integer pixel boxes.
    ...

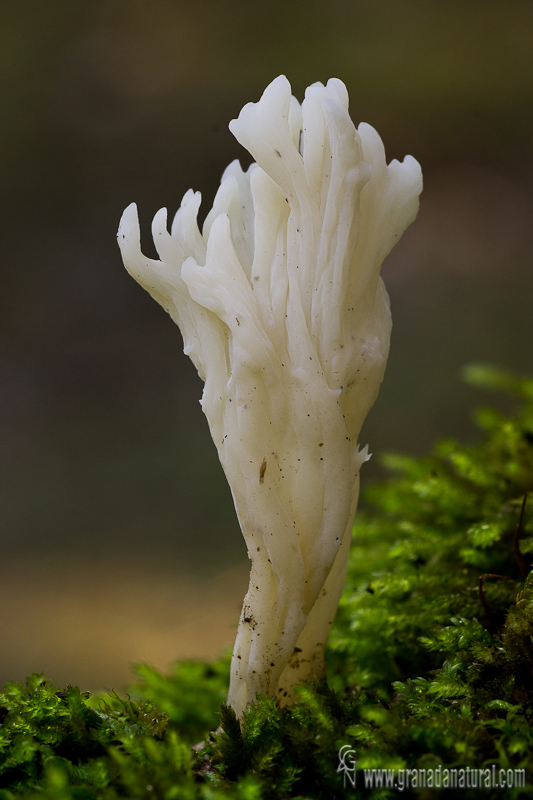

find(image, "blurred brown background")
[1,0,533,692]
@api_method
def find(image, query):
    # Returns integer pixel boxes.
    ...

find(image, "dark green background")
[1,0,532,690]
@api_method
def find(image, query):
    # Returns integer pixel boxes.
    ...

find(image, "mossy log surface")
[1,366,533,799]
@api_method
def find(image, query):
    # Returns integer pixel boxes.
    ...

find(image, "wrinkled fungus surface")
[118,75,422,716]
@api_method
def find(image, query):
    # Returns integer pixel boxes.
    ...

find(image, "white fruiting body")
[118,76,422,718]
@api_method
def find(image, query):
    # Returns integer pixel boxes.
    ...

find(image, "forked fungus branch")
[118,76,422,718]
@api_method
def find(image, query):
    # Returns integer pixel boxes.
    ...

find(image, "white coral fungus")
[118,75,422,718]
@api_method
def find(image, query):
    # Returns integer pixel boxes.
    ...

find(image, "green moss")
[2,365,533,798]
[128,657,231,744]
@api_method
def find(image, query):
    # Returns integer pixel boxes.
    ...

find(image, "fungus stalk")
[118,76,422,718]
